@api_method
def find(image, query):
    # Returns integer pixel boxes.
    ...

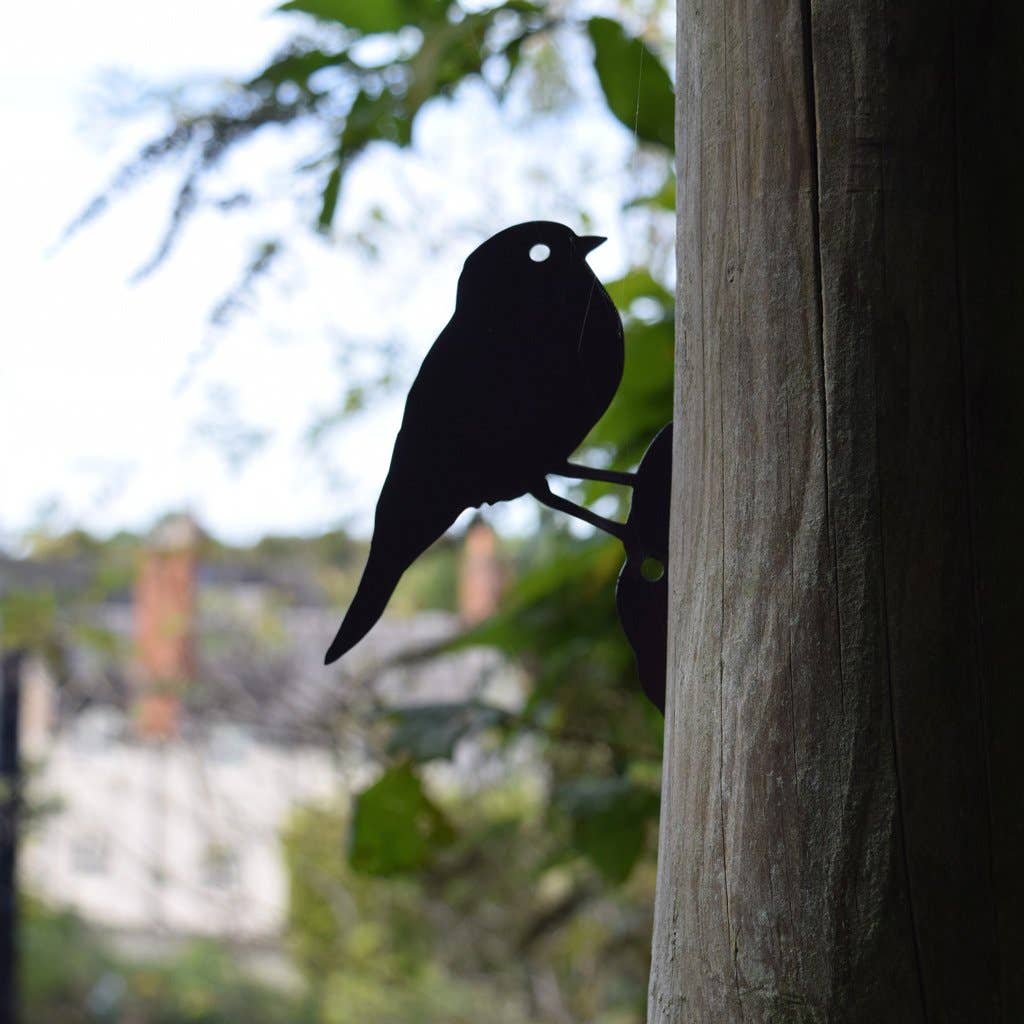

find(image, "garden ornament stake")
[324,221,671,713]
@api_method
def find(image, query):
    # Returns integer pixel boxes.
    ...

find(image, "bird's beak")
[577,235,607,257]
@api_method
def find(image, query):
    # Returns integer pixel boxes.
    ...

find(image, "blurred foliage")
[67,0,674,290]
[349,762,456,875]
[387,536,460,613]
[0,589,59,656]
[42,0,678,1020]
[2,522,461,616]
[21,897,308,1023]
[283,777,656,1023]
[554,775,660,884]
[385,700,512,761]
[587,16,675,149]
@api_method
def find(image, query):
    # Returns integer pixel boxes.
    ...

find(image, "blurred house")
[8,515,518,946]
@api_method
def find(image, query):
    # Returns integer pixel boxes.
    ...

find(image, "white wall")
[23,715,345,940]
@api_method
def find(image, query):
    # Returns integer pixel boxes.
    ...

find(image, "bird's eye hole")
[529,243,550,263]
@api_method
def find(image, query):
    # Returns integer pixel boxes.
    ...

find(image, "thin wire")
[632,38,646,173]
[553,25,650,539]
[576,276,597,354]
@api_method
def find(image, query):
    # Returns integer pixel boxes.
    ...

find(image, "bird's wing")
[404,319,507,430]
[395,319,535,477]
[391,305,610,508]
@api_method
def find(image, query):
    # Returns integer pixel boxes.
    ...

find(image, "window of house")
[70,831,111,875]
[206,724,251,764]
[200,842,239,889]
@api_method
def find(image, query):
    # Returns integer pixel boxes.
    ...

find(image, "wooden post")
[649,1,1024,1020]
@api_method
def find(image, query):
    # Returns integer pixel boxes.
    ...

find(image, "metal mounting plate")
[615,423,672,713]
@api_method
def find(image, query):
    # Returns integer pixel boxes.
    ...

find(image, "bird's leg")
[553,461,638,487]
[530,483,628,543]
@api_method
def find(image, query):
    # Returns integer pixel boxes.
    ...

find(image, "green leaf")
[604,268,673,312]
[556,777,659,883]
[249,48,349,92]
[0,589,59,652]
[582,316,674,470]
[405,13,487,111]
[317,88,414,231]
[349,763,455,875]
[459,539,623,659]
[346,87,414,148]
[278,0,416,34]
[586,17,674,151]
[386,702,510,762]
[628,170,675,211]
[318,164,341,231]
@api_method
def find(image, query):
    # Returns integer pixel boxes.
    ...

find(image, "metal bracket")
[539,423,671,712]
[614,423,671,714]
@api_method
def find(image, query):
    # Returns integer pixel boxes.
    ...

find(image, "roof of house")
[3,554,509,748]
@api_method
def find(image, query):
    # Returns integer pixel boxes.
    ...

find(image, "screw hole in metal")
[529,243,550,262]
[640,556,665,582]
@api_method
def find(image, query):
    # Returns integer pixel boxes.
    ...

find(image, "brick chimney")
[458,518,505,624]
[133,514,200,740]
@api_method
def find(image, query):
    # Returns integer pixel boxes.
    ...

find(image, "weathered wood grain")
[649,1,1022,1020]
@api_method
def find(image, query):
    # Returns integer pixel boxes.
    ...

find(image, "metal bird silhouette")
[324,221,623,665]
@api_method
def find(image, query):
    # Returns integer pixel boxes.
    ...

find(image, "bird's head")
[456,221,606,311]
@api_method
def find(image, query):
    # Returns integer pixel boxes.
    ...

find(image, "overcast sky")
[1,0,638,547]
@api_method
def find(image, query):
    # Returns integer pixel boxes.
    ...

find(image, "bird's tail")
[324,492,461,665]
